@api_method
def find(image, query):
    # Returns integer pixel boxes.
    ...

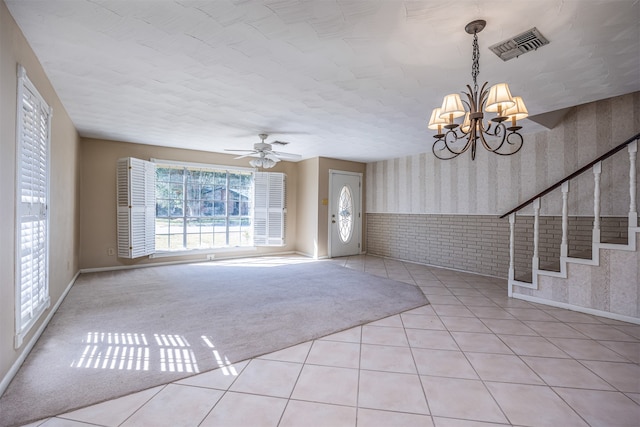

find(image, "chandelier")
[428,20,528,160]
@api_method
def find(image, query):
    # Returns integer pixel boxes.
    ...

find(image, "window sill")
[150,246,257,259]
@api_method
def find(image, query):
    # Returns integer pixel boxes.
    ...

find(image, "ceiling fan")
[225,134,301,168]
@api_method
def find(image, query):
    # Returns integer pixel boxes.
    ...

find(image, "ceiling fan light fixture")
[226,134,301,167]
[249,157,276,169]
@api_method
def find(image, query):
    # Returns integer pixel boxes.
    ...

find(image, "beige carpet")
[0,258,427,427]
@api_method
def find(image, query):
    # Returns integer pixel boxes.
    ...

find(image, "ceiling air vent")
[489,27,549,61]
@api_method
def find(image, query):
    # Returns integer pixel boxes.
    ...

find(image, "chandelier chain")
[471,31,480,90]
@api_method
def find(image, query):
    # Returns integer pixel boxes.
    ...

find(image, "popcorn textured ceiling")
[5,0,640,162]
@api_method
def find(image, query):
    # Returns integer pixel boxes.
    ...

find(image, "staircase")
[501,133,639,324]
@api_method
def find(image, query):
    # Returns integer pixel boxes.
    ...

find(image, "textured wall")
[365,93,639,280]
[367,92,640,216]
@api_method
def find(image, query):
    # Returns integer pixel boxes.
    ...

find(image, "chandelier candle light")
[429,20,528,160]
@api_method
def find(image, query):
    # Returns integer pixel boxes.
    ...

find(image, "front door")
[329,170,362,257]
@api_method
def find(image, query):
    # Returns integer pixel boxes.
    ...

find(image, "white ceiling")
[6,0,640,163]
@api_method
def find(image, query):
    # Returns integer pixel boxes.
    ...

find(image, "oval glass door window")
[338,185,354,243]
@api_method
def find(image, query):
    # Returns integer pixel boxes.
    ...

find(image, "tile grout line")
[354,314,363,427]
[194,358,252,427]
[430,290,513,425]
[443,272,630,426]
[399,307,434,425]
[274,340,313,427]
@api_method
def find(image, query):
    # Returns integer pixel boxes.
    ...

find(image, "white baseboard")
[512,292,640,325]
[374,254,506,280]
[294,251,328,260]
[1,271,80,397]
[80,251,299,274]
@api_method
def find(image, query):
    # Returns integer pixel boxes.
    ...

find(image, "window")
[338,185,354,243]
[15,65,52,347]
[154,164,253,251]
[117,158,285,257]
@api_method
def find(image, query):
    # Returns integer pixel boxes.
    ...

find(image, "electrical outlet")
[107,248,115,256]
[206,254,215,260]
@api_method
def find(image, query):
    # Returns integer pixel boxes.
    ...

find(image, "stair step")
[513,234,634,284]
[600,236,628,245]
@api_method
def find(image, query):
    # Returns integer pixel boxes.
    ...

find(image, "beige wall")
[79,138,298,269]
[295,158,320,257]
[293,157,366,258]
[1,0,80,385]
[367,92,640,216]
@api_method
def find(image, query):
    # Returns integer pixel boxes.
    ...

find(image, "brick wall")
[366,214,511,277]
[366,213,628,280]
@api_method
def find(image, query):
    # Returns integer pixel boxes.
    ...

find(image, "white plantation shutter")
[253,172,285,246]
[117,158,156,258]
[15,65,51,347]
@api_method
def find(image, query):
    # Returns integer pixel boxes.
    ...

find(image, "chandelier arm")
[476,127,493,153]
[491,135,524,156]
[461,97,472,112]
[464,86,477,112]
[432,141,460,160]
[478,82,489,110]
[479,119,490,133]
[432,136,463,160]
[443,130,469,155]
[459,97,473,136]
[470,127,478,160]
[432,129,475,160]
[500,131,525,155]
[483,123,510,154]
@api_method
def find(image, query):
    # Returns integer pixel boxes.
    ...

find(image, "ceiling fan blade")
[271,151,302,159]
[224,149,255,153]
[264,154,281,162]
[234,152,258,159]
[231,130,309,138]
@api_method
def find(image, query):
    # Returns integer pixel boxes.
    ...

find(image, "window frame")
[14,64,52,348]
[151,159,256,255]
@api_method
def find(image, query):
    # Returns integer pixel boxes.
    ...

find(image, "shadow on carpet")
[0,259,427,427]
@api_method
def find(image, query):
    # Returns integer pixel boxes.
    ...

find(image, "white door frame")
[328,169,363,258]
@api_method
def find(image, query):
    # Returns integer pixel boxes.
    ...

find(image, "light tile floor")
[23,255,640,427]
